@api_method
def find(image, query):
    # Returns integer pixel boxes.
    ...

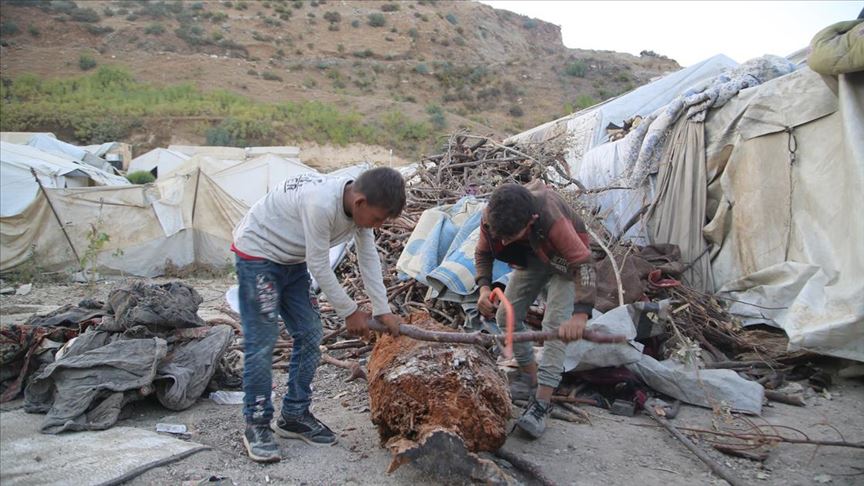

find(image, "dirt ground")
[1,277,862,486]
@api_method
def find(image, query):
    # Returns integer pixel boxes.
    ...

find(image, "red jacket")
[475,181,596,314]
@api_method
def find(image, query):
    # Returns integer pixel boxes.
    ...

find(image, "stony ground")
[1,277,862,485]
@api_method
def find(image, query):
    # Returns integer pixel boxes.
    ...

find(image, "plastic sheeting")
[1,168,247,277]
[563,304,764,415]
[704,68,864,361]
[209,154,317,206]
[508,54,738,173]
[0,141,130,217]
[128,147,190,176]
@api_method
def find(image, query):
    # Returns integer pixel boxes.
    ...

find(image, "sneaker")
[516,397,553,439]
[243,425,281,463]
[509,372,538,402]
[273,411,337,446]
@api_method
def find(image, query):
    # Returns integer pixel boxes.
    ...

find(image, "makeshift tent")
[508,54,739,173]
[1,167,247,277]
[0,132,56,145]
[247,146,301,158]
[27,134,119,175]
[0,141,130,217]
[519,56,862,361]
[128,148,191,176]
[160,154,243,179]
[209,154,316,206]
[166,145,246,161]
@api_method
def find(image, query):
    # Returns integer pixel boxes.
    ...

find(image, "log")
[368,313,512,480]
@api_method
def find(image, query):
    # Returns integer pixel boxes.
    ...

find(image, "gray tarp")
[24,325,231,433]
[564,304,764,415]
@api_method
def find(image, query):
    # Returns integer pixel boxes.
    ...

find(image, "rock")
[15,283,32,296]
[814,474,832,483]
[0,287,14,295]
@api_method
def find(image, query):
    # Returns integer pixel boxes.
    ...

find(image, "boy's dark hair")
[354,167,406,217]
[487,184,536,238]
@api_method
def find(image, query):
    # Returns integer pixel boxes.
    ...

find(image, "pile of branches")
[322,132,574,331]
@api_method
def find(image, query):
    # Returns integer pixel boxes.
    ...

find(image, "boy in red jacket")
[475,181,596,439]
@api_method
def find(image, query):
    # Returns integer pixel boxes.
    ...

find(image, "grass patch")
[0,67,435,153]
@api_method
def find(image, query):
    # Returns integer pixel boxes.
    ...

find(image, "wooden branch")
[320,353,367,381]
[366,319,627,345]
[764,390,806,407]
[584,224,624,307]
[494,449,557,486]
[644,407,746,486]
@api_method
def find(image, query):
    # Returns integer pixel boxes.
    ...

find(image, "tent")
[128,148,190,176]
[160,154,244,179]
[508,54,739,173]
[210,154,316,206]
[0,141,130,217]
[166,145,246,161]
[1,167,247,277]
[0,132,56,145]
[27,134,120,175]
[514,56,862,361]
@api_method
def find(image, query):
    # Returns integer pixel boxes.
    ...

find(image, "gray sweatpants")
[496,255,574,389]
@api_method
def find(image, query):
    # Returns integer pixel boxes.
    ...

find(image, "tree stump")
[368,312,512,482]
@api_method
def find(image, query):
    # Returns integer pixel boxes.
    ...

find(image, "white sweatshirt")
[232,173,389,319]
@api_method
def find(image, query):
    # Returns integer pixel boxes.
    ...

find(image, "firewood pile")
[319,132,574,331]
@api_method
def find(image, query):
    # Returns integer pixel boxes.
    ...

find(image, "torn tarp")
[563,302,764,415]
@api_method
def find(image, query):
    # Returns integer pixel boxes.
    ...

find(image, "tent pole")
[191,167,201,226]
[30,168,83,267]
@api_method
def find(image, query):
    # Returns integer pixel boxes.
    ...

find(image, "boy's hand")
[477,286,497,318]
[558,313,588,342]
[375,313,402,337]
[345,309,372,339]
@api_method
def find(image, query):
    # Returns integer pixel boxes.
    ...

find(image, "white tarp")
[508,54,738,173]
[160,154,243,179]
[26,134,118,174]
[167,145,246,160]
[0,141,130,217]
[1,168,247,277]
[128,148,190,176]
[210,154,316,206]
[704,68,864,361]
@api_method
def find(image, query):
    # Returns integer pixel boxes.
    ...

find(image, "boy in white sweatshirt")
[231,167,404,462]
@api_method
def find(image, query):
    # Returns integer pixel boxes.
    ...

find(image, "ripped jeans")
[235,256,323,424]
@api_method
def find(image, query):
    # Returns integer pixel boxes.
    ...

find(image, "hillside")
[0,0,680,158]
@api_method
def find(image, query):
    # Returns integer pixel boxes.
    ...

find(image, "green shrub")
[407,27,418,40]
[445,13,457,24]
[78,54,97,71]
[381,3,399,12]
[0,20,20,36]
[85,25,114,35]
[126,170,156,184]
[262,71,283,81]
[70,8,100,23]
[508,105,523,117]
[574,94,597,109]
[28,24,40,37]
[103,7,115,17]
[367,13,385,27]
[565,60,587,77]
[323,11,340,23]
[352,49,373,58]
[522,18,537,29]
[414,63,429,74]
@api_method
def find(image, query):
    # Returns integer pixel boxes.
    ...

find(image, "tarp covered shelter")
[210,154,316,206]
[127,148,190,177]
[0,141,130,217]
[1,167,247,277]
[512,55,863,361]
[508,54,739,169]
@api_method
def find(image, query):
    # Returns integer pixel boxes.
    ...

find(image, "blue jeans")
[235,256,323,424]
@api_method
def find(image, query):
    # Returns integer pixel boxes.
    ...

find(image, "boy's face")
[352,199,391,228]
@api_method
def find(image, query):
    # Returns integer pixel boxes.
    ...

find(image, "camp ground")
[1,12,862,486]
